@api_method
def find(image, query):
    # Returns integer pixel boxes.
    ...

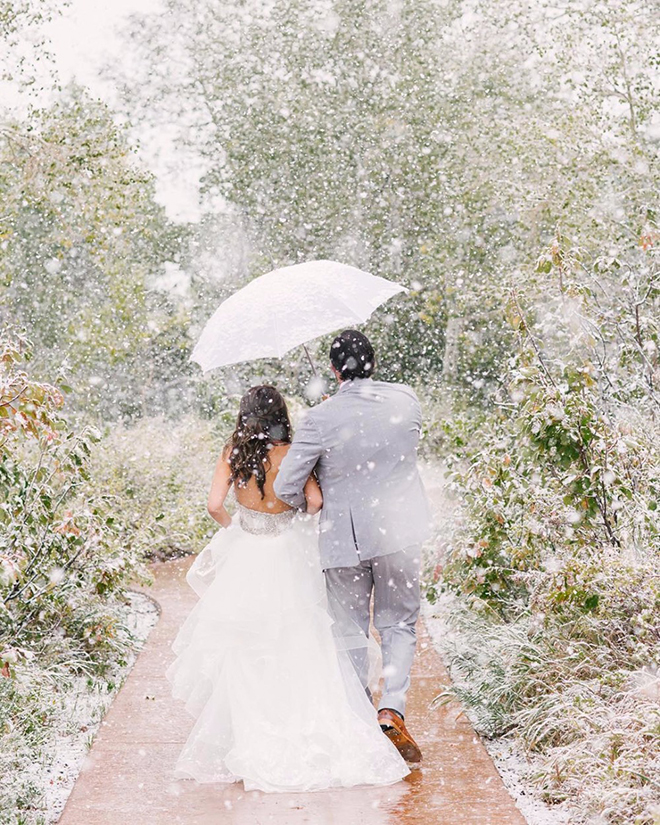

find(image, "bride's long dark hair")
[226,386,292,498]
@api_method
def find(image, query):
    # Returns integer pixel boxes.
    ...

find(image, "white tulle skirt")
[166,513,409,792]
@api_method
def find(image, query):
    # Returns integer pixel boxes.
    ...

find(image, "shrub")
[86,412,231,562]
[0,330,154,822]
[435,274,660,822]
[0,332,145,670]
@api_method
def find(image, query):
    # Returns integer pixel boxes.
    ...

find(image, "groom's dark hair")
[330,330,375,380]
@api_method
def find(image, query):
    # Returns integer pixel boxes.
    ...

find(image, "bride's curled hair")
[227,386,292,498]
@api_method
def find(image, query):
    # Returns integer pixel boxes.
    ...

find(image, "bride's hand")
[303,475,323,515]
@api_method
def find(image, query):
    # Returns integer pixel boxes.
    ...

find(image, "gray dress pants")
[324,546,421,716]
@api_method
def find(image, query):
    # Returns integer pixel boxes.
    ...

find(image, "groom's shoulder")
[325,379,420,406]
[300,380,420,431]
[373,379,420,404]
[301,387,351,426]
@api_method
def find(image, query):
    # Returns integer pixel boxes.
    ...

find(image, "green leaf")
[583,594,599,612]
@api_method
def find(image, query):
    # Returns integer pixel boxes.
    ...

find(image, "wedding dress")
[166,503,409,792]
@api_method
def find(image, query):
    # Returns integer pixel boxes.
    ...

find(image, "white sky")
[41,0,202,222]
[46,0,161,94]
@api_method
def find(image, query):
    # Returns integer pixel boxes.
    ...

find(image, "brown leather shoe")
[378,709,423,763]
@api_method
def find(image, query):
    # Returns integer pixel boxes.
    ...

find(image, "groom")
[275,329,431,762]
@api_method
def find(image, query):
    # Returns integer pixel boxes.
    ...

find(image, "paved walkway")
[59,556,526,825]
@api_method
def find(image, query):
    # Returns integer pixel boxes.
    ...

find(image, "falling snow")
[1,0,659,823]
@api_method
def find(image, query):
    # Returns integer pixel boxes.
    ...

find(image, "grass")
[429,591,660,824]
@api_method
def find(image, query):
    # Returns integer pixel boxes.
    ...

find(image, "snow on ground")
[39,591,159,824]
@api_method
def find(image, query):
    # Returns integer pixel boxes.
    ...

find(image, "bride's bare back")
[207,442,322,526]
[233,444,293,513]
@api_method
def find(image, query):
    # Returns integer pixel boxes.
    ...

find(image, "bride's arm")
[304,474,323,515]
[207,449,233,528]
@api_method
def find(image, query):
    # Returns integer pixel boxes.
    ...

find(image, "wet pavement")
[58,556,526,825]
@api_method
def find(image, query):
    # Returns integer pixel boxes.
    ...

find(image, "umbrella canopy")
[191,260,407,373]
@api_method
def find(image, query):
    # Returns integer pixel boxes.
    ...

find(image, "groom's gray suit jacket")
[274,377,431,569]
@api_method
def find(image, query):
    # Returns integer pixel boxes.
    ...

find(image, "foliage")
[0,331,158,822]
[0,331,147,668]
[119,0,659,397]
[0,1,658,822]
[436,236,660,821]
[0,0,59,38]
[0,0,64,87]
[88,413,231,562]
[445,231,659,603]
[0,88,189,420]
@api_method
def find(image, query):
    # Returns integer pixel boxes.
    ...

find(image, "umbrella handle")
[302,344,319,376]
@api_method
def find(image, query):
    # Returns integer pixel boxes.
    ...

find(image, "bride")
[166,385,409,792]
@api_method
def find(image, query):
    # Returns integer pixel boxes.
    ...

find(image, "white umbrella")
[191,260,407,373]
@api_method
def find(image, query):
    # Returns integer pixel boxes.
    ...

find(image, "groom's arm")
[274,414,323,510]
